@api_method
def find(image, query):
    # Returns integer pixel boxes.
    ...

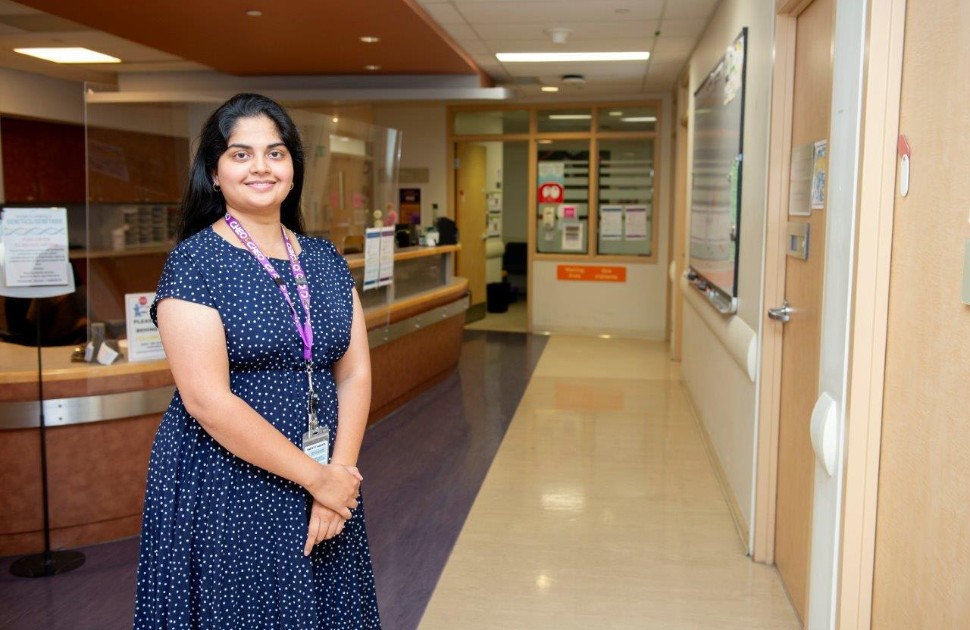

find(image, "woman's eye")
[269,149,285,159]
[232,151,249,160]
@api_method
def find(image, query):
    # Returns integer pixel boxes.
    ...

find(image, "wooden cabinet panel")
[1,116,85,203]
[0,116,189,204]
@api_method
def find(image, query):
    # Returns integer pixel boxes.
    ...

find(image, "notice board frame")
[687,28,748,314]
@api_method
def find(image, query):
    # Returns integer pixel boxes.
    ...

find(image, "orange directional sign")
[556,264,627,282]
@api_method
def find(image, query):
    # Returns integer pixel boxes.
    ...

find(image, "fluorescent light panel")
[496,51,649,62]
[14,47,121,63]
[621,116,656,122]
[548,114,591,120]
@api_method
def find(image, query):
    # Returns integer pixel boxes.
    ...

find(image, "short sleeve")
[150,248,217,326]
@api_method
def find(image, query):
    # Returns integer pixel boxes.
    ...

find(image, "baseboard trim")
[681,383,751,553]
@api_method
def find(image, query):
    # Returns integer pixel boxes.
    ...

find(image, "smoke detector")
[561,74,586,86]
[545,27,571,44]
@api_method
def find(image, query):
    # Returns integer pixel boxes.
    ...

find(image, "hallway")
[0,332,799,629]
[421,335,799,629]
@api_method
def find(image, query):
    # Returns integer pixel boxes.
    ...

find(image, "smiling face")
[212,114,294,217]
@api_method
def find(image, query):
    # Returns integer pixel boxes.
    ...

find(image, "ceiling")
[0,0,719,101]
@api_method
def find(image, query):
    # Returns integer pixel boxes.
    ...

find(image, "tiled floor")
[464,298,528,333]
[1,333,801,630]
[0,331,546,630]
[420,335,800,629]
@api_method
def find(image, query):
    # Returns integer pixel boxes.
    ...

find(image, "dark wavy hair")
[176,93,306,242]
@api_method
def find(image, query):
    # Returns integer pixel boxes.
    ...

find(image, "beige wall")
[871,2,970,626]
[531,94,672,339]
[532,260,668,338]
[679,0,775,538]
[372,104,448,227]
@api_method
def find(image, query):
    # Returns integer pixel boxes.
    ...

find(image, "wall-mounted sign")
[556,264,627,282]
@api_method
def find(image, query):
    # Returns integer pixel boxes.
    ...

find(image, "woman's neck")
[216,209,296,258]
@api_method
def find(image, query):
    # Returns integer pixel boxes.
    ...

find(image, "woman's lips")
[245,181,276,191]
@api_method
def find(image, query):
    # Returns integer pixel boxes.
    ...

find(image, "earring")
[213,183,221,192]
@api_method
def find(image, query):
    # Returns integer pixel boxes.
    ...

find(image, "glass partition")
[596,138,655,256]
[453,109,529,135]
[536,139,589,254]
[597,105,657,133]
[537,108,592,133]
[80,87,404,351]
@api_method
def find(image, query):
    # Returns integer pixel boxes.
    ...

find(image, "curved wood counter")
[0,246,468,557]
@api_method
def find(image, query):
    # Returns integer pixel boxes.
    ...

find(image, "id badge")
[302,425,330,465]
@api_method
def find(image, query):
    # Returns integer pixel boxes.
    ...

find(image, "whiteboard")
[689,29,747,301]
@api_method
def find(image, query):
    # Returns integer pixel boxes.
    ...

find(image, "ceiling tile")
[474,20,658,41]
[651,36,697,55]
[455,1,663,24]
[484,37,656,54]
[663,0,719,20]
[418,2,466,25]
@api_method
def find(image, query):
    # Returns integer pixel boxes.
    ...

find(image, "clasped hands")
[304,463,362,556]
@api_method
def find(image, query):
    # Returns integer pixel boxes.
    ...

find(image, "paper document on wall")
[624,206,649,241]
[600,206,623,240]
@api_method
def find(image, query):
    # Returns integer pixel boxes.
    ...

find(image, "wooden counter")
[0,269,468,556]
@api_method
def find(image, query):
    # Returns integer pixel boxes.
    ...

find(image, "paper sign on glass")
[600,205,623,240]
[2,207,70,287]
[125,292,165,362]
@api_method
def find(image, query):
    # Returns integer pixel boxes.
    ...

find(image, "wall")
[530,94,672,339]
[372,104,447,227]
[679,0,775,537]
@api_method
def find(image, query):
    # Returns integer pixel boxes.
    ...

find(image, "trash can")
[486,281,510,313]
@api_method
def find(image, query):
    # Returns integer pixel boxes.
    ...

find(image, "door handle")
[768,301,792,323]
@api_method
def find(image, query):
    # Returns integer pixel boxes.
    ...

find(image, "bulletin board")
[688,28,747,311]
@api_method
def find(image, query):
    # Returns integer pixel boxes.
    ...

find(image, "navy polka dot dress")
[134,226,380,629]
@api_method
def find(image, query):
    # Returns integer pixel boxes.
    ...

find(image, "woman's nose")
[251,155,270,173]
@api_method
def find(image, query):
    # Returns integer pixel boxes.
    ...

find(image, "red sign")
[537,182,564,204]
[556,265,627,282]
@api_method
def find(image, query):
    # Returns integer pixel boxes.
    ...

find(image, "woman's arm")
[330,289,372,467]
[156,297,359,518]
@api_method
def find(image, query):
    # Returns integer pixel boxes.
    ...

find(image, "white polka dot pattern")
[134,226,380,628]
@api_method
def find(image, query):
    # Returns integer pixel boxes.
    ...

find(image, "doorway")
[456,140,529,333]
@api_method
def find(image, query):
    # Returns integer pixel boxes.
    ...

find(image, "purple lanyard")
[224,213,313,363]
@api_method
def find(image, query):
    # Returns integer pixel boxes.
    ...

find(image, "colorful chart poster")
[125,292,165,362]
[811,140,828,210]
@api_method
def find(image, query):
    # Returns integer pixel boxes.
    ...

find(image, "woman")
[134,94,380,628]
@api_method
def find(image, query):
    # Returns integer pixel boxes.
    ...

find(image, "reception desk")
[0,244,466,556]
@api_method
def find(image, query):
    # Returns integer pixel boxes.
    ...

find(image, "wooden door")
[871,3,970,627]
[773,0,834,622]
[456,143,487,316]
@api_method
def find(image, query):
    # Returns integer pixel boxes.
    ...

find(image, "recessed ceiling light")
[540,86,559,93]
[609,111,623,116]
[537,140,553,144]
[548,114,591,120]
[360,36,380,43]
[246,9,262,17]
[14,47,120,64]
[621,116,657,122]
[332,116,339,123]
[364,64,381,71]
[496,51,649,62]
